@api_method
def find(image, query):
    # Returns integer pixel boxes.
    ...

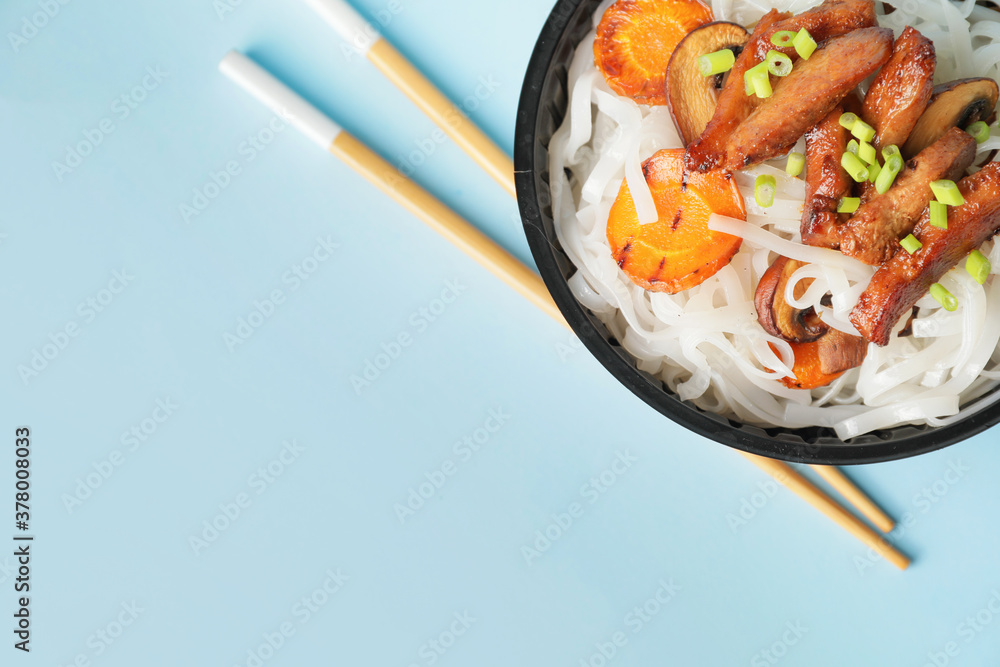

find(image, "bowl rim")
[513,0,1000,464]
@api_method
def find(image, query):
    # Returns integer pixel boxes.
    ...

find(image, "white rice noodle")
[550,0,1000,439]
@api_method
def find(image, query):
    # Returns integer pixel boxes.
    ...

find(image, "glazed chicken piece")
[685,0,877,172]
[715,27,893,171]
[861,27,936,151]
[838,127,977,265]
[801,105,853,248]
[851,162,1000,346]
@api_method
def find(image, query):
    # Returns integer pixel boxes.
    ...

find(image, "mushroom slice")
[816,329,868,376]
[861,27,936,151]
[851,162,1000,347]
[802,105,852,248]
[755,256,829,343]
[718,27,894,171]
[902,78,999,158]
[838,127,977,265]
[667,22,749,146]
[685,0,877,172]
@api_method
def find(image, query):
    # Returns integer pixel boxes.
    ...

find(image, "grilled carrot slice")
[595,0,714,106]
[607,148,745,293]
[770,341,847,390]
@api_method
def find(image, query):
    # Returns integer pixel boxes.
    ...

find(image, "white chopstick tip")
[302,0,379,55]
[218,50,342,150]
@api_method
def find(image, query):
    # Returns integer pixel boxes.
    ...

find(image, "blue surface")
[1,0,999,665]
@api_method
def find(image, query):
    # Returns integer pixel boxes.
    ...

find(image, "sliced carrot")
[607,148,745,293]
[595,0,714,106]
[769,342,846,390]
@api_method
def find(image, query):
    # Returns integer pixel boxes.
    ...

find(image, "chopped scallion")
[841,151,869,182]
[875,154,903,194]
[744,62,772,98]
[755,174,777,208]
[839,112,859,130]
[930,179,965,207]
[900,234,922,254]
[868,160,882,183]
[837,197,860,213]
[882,144,901,162]
[766,50,793,77]
[930,283,958,311]
[851,120,876,144]
[793,29,817,59]
[966,121,990,144]
[858,141,877,165]
[770,30,797,48]
[966,250,992,284]
[699,49,736,76]
[785,151,805,177]
[929,201,948,229]
[846,139,860,156]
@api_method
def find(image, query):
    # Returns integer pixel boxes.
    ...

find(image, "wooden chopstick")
[810,465,896,533]
[742,453,909,569]
[304,0,517,198]
[219,50,907,569]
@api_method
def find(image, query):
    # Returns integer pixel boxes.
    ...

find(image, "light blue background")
[1,0,999,665]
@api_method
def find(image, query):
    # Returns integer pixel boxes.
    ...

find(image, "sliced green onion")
[930,179,965,207]
[841,151,869,182]
[770,30,798,48]
[852,120,876,144]
[882,144,901,162]
[900,234,922,255]
[875,154,903,194]
[785,151,805,177]
[929,201,948,229]
[846,139,860,156]
[930,283,958,311]
[837,196,861,213]
[858,141,877,165]
[868,160,882,183]
[766,50,793,77]
[839,112,860,130]
[966,249,992,284]
[699,49,736,76]
[966,121,990,144]
[755,174,777,207]
[744,62,772,98]
[793,29,818,59]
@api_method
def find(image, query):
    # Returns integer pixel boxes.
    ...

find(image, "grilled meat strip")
[851,162,1000,346]
[861,27,936,151]
[838,127,977,265]
[802,105,853,248]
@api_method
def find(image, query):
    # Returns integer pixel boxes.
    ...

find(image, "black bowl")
[514,0,1000,464]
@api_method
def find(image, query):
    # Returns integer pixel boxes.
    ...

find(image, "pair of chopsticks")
[220,0,909,570]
